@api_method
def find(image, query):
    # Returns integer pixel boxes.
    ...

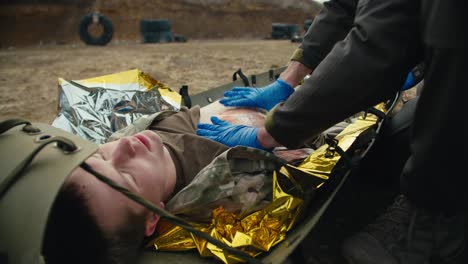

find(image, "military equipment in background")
[140,19,173,43]
[271,23,300,40]
[304,18,314,32]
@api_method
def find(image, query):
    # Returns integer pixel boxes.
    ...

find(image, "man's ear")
[144,201,164,237]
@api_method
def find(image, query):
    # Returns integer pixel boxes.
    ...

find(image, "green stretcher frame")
[137,66,390,264]
[0,66,390,264]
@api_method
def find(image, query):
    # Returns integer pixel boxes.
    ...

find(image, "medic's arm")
[282,0,359,87]
[266,0,423,149]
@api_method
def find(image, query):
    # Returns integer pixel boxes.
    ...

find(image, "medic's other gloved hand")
[401,71,415,91]
[197,116,271,151]
[219,79,294,111]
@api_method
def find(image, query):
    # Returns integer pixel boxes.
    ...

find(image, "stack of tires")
[271,23,300,39]
[140,19,173,43]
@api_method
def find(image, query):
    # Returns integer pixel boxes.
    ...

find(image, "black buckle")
[324,137,355,169]
[324,138,339,158]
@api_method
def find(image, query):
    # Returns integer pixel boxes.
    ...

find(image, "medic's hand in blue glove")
[219,79,294,111]
[197,116,271,151]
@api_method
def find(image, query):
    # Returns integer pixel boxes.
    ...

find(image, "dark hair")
[42,179,146,264]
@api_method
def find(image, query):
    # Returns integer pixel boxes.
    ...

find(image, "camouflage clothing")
[166,146,284,221]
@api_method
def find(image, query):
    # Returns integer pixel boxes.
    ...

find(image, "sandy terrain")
[0,39,297,124]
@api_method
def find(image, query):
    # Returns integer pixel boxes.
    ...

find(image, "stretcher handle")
[0,136,78,198]
[232,68,250,86]
[0,118,41,135]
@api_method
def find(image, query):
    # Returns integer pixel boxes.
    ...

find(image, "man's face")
[67,130,176,235]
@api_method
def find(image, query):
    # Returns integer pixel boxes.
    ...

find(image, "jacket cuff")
[289,48,323,70]
[264,103,300,149]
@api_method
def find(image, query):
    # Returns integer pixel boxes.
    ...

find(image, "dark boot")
[341,195,465,264]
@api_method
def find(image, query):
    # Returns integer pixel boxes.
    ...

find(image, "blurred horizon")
[0,0,323,47]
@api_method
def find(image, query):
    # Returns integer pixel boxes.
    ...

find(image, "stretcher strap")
[363,107,386,120]
[179,85,192,108]
[80,162,263,264]
[232,68,250,86]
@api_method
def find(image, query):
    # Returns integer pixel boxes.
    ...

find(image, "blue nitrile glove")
[401,71,415,91]
[219,79,294,111]
[197,116,271,151]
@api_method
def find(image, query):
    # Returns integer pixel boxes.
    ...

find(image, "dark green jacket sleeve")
[290,0,358,69]
[267,0,423,149]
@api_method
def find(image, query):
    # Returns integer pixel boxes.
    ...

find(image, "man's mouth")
[134,134,151,150]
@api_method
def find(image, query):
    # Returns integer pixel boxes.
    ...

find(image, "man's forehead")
[67,164,94,187]
[68,152,106,187]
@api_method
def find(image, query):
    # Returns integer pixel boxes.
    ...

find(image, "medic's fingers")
[219,98,254,107]
[196,128,220,137]
[210,116,231,126]
[219,95,245,102]
[219,96,246,106]
[197,122,218,130]
[223,87,253,97]
[196,124,222,137]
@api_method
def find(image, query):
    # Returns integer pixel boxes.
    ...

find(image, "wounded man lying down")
[42,104,332,264]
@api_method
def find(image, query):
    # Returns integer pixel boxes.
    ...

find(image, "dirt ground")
[0,39,297,124]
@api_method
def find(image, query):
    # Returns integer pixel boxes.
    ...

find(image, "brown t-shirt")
[148,106,229,196]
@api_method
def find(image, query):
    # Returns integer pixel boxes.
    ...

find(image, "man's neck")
[162,145,177,201]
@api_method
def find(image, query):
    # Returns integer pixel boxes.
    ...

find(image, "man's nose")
[112,137,135,164]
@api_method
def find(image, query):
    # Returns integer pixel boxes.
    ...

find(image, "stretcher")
[0,66,398,264]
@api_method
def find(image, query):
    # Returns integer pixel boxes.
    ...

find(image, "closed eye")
[121,171,138,186]
[93,151,106,160]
